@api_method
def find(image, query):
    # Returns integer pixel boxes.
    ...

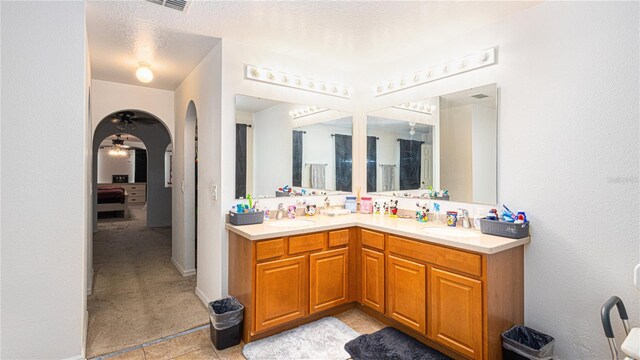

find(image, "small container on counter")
[446,211,458,227]
[345,196,357,213]
[360,197,373,214]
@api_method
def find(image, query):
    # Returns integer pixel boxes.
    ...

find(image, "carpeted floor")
[87,206,208,358]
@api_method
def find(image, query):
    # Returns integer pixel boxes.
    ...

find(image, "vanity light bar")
[392,102,436,115]
[289,106,329,119]
[245,65,352,99]
[373,47,497,97]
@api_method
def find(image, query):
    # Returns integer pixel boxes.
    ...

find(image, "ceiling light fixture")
[136,62,154,83]
[373,47,497,97]
[288,106,329,119]
[245,64,352,99]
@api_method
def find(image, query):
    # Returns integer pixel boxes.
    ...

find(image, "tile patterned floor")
[99,309,385,360]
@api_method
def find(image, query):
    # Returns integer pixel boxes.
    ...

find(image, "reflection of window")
[292,131,304,187]
[366,136,377,192]
[333,134,352,192]
[398,139,424,190]
[236,124,249,198]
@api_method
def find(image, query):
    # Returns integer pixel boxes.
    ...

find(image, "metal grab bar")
[601,296,631,359]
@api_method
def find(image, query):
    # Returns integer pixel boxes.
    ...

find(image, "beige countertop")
[225,213,530,255]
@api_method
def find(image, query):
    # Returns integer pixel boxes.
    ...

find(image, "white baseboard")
[63,355,85,360]
[82,310,88,359]
[87,268,93,295]
[195,286,210,308]
[171,257,196,277]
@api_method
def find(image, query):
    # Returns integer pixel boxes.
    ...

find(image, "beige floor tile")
[106,348,146,360]
[171,346,219,360]
[334,309,386,334]
[144,331,212,360]
[212,343,245,360]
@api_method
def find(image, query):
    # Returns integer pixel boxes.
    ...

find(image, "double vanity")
[229,82,521,359]
[226,215,529,360]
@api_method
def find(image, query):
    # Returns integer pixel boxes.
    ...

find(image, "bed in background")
[97,185,129,218]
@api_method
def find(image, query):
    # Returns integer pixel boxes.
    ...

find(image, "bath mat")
[242,317,359,360]
[345,327,452,360]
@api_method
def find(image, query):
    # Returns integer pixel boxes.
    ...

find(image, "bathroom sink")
[422,227,480,238]
[267,220,316,228]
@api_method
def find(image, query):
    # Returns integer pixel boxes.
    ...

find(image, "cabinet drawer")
[128,197,145,203]
[256,238,285,261]
[361,229,385,251]
[128,191,144,197]
[388,235,481,277]
[328,229,350,248]
[288,233,326,255]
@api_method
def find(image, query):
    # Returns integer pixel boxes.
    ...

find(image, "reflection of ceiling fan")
[110,111,156,132]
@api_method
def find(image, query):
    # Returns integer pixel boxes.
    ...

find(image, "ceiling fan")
[107,134,131,156]
[110,111,156,132]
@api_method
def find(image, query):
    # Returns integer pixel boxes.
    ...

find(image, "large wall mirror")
[235,95,353,199]
[366,83,497,204]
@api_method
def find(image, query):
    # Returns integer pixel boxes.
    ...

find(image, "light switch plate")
[210,183,218,201]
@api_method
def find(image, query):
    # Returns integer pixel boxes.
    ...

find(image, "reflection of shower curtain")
[380,165,395,191]
[310,164,326,189]
[334,134,352,192]
[235,124,248,199]
[399,139,424,190]
[292,131,303,186]
[367,136,377,192]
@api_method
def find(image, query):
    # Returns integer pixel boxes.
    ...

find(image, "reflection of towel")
[381,165,395,191]
[310,164,326,189]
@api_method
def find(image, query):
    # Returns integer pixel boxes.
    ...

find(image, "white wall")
[471,103,497,204]
[252,103,293,197]
[354,2,639,358]
[91,79,175,140]
[440,101,473,202]
[97,148,136,183]
[1,2,89,359]
[173,40,223,297]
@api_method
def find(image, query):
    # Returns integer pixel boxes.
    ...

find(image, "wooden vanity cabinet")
[387,255,427,334]
[310,247,349,313]
[229,229,355,342]
[229,226,524,360]
[255,256,307,332]
[361,248,385,313]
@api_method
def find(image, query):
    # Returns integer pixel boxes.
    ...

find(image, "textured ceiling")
[86,1,541,90]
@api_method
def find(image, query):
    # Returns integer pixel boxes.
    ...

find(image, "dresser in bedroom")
[100,183,147,204]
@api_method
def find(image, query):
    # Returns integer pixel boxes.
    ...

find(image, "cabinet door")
[387,255,426,334]
[255,256,307,332]
[310,248,349,313]
[429,267,483,359]
[361,248,385,313]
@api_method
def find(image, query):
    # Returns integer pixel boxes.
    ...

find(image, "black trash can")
[502,325,555,360]
[208,296,244,350]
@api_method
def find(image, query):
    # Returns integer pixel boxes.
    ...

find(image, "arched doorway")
[87,110,208,358]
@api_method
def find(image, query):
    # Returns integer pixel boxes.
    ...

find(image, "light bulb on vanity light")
[136,63,154,83]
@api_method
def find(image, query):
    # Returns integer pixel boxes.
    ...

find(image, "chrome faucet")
[459,208,471,229]
[276,203,285,220]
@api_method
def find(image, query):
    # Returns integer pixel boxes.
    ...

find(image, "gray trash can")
[502,325,555,360]
[208,296,244,350]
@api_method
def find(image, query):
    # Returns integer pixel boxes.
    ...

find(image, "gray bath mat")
[242,317,360,360]
[345,327,451,360]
